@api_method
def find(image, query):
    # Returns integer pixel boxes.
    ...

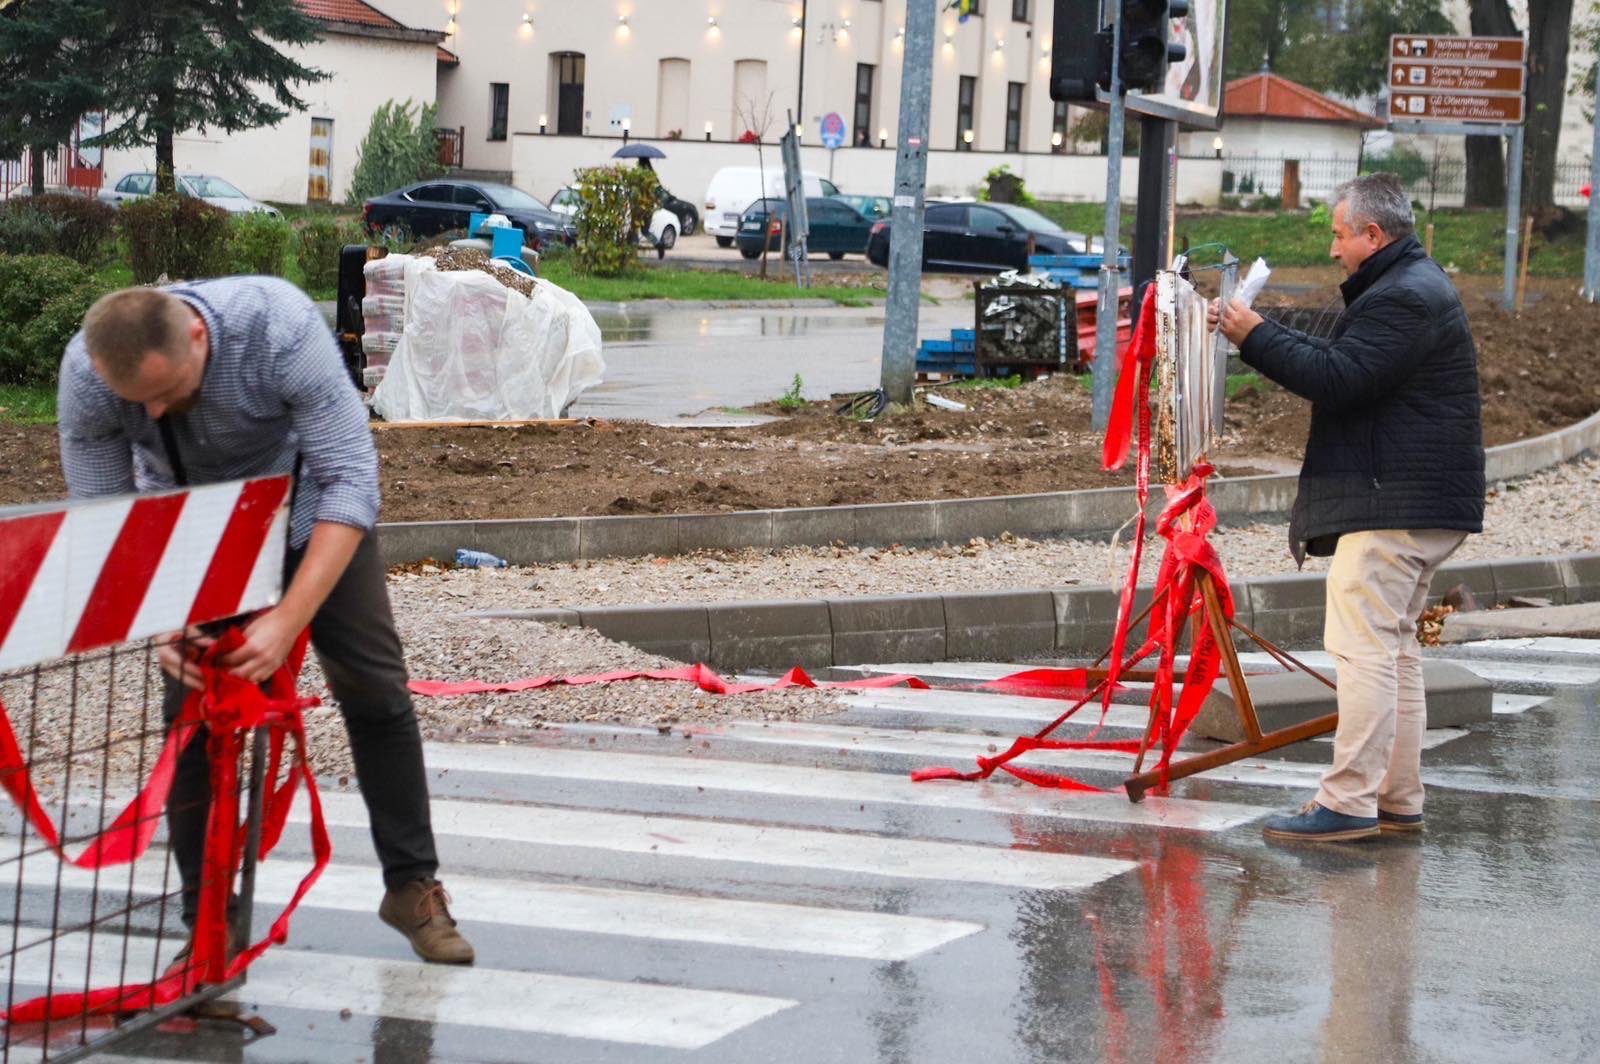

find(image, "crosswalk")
[0,646,1574,1062]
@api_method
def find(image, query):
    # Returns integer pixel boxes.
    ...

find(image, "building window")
[488,83,509,142]
[1012,0,1030,21]
[956,75,976,151]
[1005,82,1024,153]
[1052,100,1070,154]
[854,64,875,147]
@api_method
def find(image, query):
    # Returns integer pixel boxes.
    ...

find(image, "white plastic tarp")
[371,255,604,421]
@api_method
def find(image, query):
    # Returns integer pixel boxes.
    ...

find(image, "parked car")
[832,193,892,222]
[865,201,1105,273]
[656,188,700,237]
[98,172,282,217]
[363,179,575,248]
[703,166,839,247]
[735,197,873,260]
[548,185,680,257]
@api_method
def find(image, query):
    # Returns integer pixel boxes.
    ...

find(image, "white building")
[370,0,1222,205]
[100,0,444,206]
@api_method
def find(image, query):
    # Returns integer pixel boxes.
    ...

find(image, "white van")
[703,166,838,246]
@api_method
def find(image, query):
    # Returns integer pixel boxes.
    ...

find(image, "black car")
[363,179,575,248]
[657,189,699,237]
[865,201,1104,273]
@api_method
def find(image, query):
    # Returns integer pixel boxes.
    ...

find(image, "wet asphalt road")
[570,302,976,421]
[3,638,1595,1063]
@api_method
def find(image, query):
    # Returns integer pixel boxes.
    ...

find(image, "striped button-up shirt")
[58,276,379,548]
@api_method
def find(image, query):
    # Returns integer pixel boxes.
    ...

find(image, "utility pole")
[797,0,809,136]
[1091,6,1127,432]
[879,0,935,404]
[1585,61,1600,302]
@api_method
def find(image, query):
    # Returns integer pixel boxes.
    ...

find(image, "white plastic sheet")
[370,255,604,422]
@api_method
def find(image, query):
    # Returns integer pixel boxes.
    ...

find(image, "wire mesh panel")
[0,477,292,1060]
[974,283,1071,375]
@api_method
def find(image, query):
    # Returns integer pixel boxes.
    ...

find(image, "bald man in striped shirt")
[58,279,474,967]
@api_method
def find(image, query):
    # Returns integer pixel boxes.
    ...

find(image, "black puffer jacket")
[1239,234,1484,563]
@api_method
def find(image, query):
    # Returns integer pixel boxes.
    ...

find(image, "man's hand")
[219,607,304,684]
[157,628,216,691]
[1209,298,1264,347]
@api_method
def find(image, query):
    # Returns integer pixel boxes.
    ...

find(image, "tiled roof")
[296,0,404,31]
[1224,73,1384,129]
[437,45,459,65]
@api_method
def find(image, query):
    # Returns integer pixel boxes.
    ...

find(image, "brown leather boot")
[379,878,475,965]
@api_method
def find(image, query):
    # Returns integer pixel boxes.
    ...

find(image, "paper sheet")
[1236,257,1272,308]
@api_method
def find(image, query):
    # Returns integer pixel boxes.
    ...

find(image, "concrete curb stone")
[576,604,711,662]
[707,600,833,672]
[943,590,1056,660]
[827,595,947,666]
[1489,556,1569,605]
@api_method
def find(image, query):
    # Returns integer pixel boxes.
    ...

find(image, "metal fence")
[1220,155,1593,207]
[0,637,266,1061]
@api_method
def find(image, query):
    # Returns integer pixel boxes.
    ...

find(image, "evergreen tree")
[0,2,110,194]
[94,0,329,193]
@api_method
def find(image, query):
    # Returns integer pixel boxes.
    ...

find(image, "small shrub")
[120,194,231,282]
[296,216,350,293]
[571,165,658,276]
[979,164,1033,206]
[18,193,116,265]
[0,207,65,257]
[228,212,292,275]
[0,254,103,385]
[1308,202,1331,229]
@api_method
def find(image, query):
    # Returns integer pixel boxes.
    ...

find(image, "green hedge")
[120,194,232,283]
[0,194,117,265]
[0,254,103,385]
[228,212,292,276]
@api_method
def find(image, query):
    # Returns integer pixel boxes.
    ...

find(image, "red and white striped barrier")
[0,476,291,672]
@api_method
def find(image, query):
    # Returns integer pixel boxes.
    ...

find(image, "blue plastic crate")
[951,328,976,342]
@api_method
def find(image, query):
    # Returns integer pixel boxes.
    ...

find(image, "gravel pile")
[393,454,1600,610]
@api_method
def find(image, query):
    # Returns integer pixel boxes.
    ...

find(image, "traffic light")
[1051,0,1189,100]
[1117,0,1188,92]
[1048,0,1102,102]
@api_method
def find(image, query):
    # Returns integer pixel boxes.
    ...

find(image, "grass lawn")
[0,384,57,424]
[538,256,886,305]
[1032,202,1586,278]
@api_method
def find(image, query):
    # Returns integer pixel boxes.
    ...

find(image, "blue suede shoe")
[1262,801,1379,842]
[1378,809,1424,832]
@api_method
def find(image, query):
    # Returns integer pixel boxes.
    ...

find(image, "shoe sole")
[380,908,475,965]
[1262,825,1380,842]
[1378,820,1424,833]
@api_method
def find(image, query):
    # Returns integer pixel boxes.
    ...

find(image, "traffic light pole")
[1091,9,1127,432]
[1132,114,1175,295]
[879,0,935,404]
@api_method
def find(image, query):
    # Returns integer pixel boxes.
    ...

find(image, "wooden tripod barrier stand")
[1118,570,1339,802]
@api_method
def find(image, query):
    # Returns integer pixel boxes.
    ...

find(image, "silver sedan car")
[99,172,282,217]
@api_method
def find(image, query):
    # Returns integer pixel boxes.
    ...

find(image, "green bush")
[0,254,102,385]
[1360,147,1430,187]
[297,217,346,292]
[347,99,444,206]
[120,194,232,282]
[571,165,657,277]
[0,207,64,257]
[18,193,117,265]
[228,211,292,275]
[978,164,1034,206]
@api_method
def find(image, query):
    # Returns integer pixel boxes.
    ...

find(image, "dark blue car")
[363,179,575,249]
[736,197,874,260]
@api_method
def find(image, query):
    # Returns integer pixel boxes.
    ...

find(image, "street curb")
[468,550,1600,670]
[378,405,1600,567]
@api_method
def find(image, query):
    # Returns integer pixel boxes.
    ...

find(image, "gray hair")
[1332,172,1415,240]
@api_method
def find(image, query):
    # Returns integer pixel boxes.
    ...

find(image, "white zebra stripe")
[3,932,796,1051]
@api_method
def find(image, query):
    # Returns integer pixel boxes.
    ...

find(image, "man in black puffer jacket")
[1210,172,1484,842]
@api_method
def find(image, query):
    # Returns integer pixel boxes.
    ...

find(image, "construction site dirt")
[3,278,1597,521]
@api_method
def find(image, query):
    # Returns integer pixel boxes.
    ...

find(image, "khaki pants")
[1315,529,1466,819]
